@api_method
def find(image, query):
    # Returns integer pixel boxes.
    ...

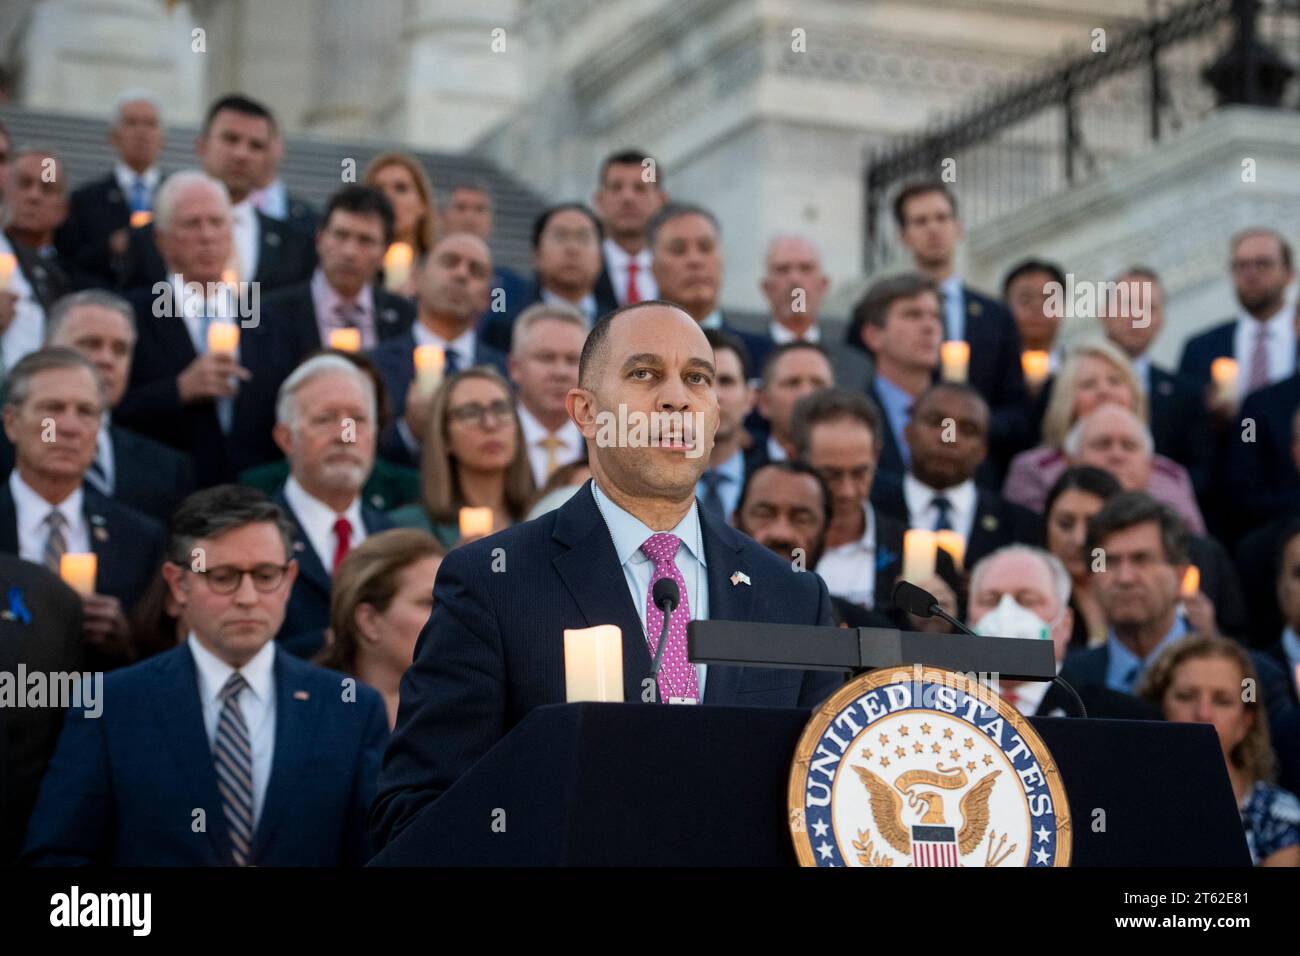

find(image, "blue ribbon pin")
[8,586,31,625]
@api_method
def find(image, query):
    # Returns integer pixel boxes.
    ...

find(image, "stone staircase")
[0,104,548,274]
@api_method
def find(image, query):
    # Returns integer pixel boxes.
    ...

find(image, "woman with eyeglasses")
[387,368,536,547]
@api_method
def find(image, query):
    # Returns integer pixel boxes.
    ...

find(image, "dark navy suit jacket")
[1176,320,1236,393]
[273,487,395,659]
[0,556,85,863]
[22,642,387,866]
[55,171,140,289]
[871,475,1042,569]
[481,275,620,353]
[120,214,317,295]
[867,381,908,482]
[1062,641,1295,734]
[1147,364,1213,490]
[0,482,163,616]
[0,424,195,526]
[116,286,318,484]
[370,480,847,846]
[1228,373,1300,532]
[367,329,509,466]
[262,280,415,349]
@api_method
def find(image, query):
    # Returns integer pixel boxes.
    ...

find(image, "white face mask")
[974,594,1052,642]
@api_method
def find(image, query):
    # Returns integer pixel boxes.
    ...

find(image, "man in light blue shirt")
[695,329,754,523]
[592,479,709,697]
[1060,492,1196,696]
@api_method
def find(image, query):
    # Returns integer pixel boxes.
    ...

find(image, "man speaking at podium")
[372,301,845,846]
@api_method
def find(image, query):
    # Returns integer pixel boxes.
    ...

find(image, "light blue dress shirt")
[1104,615,1187,694]
[590,480,709,698]
[873,373,914,469]
[695,447,745,523]
[940,274,965,342]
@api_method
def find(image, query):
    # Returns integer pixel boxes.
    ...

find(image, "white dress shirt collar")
[228,198,260,280]
[413,320,477,366]
[540,287,597,324]
[113,162,161,197]
[9,469,90,565]
[902,473,978,540]
[283,475,366,573]
[187,632,277,827]
[769,321,820,344]
[189,631,276,710]
[602,238,656,305]
[516,403,583,485]
[815,502,879,609]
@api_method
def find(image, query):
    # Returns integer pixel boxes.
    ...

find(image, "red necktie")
[332,516,352,573]
[625,261,642,305]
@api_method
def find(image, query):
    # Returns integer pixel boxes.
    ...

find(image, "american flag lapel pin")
[293,690,310,701]
[730,571,751,587]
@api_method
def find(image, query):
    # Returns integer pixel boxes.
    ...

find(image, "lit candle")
[936,530,966,573]
[60,553,97,597]
[1181,565,1200,598]
[221,268,239,288]
[459,506,493,540]
[383,242,414,292]
[414,344,446,395]
[902,529,937,584]
[0,253,15,289]
[207,321,240,355]
[564,625,624,702]
[1211,357,1238,407]
[940,340,970,383]
[1021,350,1050,389]
[129,211,153,228]
[329,328,362,353]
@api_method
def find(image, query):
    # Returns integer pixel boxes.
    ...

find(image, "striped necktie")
[43,510,68,574]
[214,672,255,866]
[86,447,111,497]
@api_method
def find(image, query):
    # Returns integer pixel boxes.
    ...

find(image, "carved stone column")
[16,0,204,122]
[394,0,523,150]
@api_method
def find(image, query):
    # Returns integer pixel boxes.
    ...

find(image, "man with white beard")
[271,354,392,658]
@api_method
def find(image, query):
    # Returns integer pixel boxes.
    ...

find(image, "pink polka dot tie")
[640,532,699,703]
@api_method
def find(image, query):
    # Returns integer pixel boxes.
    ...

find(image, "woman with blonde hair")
[319,528,445,729]
[388,367,536,546]
[364,152,438,296]
[1003,338,1201,530]
[1139,634,1300,866]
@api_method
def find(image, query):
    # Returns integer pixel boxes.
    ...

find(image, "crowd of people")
[1,87,1298,867]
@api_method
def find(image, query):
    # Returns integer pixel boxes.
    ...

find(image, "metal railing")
[864,0,1300,272]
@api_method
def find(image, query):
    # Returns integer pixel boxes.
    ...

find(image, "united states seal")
[788,665,1071,867]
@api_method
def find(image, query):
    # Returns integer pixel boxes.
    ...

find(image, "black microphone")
[890,581,1088,718]
[649,578,680,681]
[892,580,976,636]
